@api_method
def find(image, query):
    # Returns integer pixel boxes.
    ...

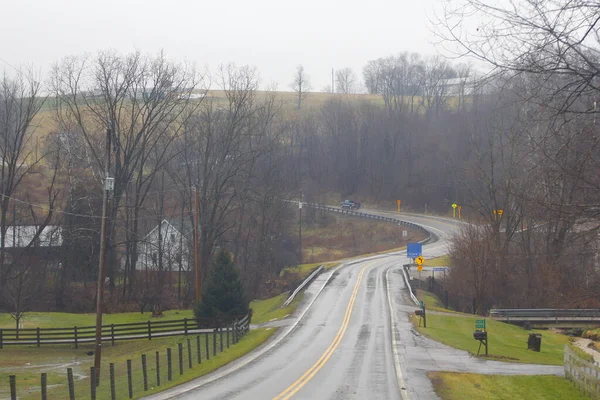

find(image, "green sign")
[419,301,424,310]
[475,319,486,329]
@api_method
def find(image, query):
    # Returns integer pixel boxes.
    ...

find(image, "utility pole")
[331,68,334,94]
[194,186,201,302]
[94,127,112,382]
[298,191,303,265]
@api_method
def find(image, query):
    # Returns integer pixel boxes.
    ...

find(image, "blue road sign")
[407,242,422,258]
[433,267,447,272]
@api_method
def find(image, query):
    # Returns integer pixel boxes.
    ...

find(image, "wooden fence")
[0,315,249,348]
[565,344,600,399]
[4,314,251,400]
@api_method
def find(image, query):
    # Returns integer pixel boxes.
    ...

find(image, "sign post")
[473,319,488,356]
[397,199,401,213]
[452,203,458,218]
[415,300,426,328]
[415,255,425,272]
[457,205,462,219]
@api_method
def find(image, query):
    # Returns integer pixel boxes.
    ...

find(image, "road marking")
[272,262,370,400]
[386,267,410,400]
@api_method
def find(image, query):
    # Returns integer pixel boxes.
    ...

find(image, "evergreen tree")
[194,248,249,327]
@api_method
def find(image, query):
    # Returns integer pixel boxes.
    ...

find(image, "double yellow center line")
[272,263,370,400]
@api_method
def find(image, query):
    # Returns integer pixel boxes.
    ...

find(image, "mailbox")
[415,310,424,316]
[473,330,487,341]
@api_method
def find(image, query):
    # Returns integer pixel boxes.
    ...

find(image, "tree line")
[2,0,600,321]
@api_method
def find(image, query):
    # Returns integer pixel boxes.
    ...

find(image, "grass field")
[429,372,587,400]
[412,312,569,365]
[1,327,275,400]
[423,255,450,266]
[417,289,461,314]
[250,292,304,325]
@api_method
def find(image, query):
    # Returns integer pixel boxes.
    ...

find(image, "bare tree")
[291,65,311,109]
[51,50,203,292]
[0,72,46,289]
[335,68,357,94]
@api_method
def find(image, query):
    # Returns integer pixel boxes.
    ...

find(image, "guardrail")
[401,265,420,306]
[301,202,432,245]
[282,265,324,307]
[0,314,251,348]
[490,309,600,319]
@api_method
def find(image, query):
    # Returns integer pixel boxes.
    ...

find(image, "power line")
[0,56,20,73]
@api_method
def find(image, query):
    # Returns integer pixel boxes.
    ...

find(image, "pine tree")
[194,248,249,327]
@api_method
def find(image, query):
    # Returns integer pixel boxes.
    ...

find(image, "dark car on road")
[340,200,361,209]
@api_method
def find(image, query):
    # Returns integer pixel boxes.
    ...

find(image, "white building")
[137,219,193,272]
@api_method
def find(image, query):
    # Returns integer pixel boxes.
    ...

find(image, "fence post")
[220,328,224,352]
[178,343,184,375]
[233,322,238,344]
[36,327,41,347]
[0,328,3,349]
[111,324,115,346]
[187,338,192,369]
[41,372,47,400]
[213,328,217,356]
[142,354,148,391]
[227,326,230,348]
[167,348,172,381]
[156,351,161,386]
[205,334,210,360]
[90,366,97,400]
[67,368,75,400]
[9,375,16,400]
[110,363,116,400]
[74,326,78,349]
[184,318,188,335]
[127,359,133,398]
[197,335,201,364]
[148,321,152,341]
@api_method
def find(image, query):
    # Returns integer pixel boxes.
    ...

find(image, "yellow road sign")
[415,255,425,265]
[417,265,423,272]
[452,203,457,209]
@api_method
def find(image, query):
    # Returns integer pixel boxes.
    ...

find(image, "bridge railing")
[490,309,600,320]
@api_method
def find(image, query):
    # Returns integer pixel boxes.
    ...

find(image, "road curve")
[144,212,561,400]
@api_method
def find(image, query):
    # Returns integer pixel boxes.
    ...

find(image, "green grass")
[1,288,306,330]
[3,328,276,400]
[250,292,304,325]
[423,255,450,266]
[417,289,461,314]
[429,372,587,400]
[0,309,195,329]
[412,313,569,365]
[280,261,339,282]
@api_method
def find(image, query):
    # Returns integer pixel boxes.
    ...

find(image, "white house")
[1,225,62,248]
[137,219,193,272]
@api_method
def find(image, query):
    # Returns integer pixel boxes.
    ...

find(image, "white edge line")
[386,266,410,400]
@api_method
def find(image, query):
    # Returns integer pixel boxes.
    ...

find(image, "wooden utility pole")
[194,186,201,302]
[298,191,303,265]
[94,127,112,382]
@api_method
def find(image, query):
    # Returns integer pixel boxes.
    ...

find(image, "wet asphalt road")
[145,212,562,400]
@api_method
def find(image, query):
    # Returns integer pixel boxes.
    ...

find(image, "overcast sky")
[1,0,443,91]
